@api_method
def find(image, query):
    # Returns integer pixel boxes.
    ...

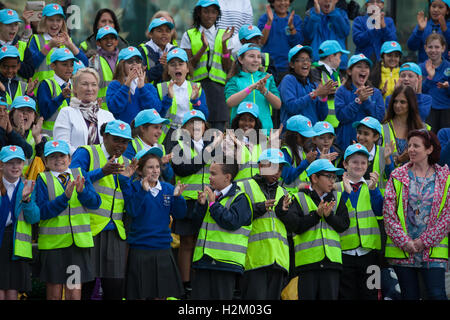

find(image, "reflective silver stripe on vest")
[295,237,341,252]
[249,231,289,246]
[196,238,248,254]
[39,224,91,235]
[158,82,177,123]
[15,212,32,242]
[133,138,143,153]
[95,55,112,89]
[35,35,51,73]
[45,169,81,200]
[203,222,251,237]
[377,146,387,189]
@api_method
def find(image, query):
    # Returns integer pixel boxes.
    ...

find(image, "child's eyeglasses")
[318,173,338,182]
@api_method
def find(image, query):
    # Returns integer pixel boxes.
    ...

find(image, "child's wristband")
[43,44,51,52]
[264,23,272,30]
[209,201,215,207]
[25,25,32,30]
[244,87,252,95]
[222,52,230,59]
[320,96,328,102]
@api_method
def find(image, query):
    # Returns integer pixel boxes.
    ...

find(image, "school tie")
[58,173,69,188]
[350,182,363,193]
[215,192,222,202]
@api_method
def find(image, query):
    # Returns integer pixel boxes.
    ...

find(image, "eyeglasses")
[318,173,338,182]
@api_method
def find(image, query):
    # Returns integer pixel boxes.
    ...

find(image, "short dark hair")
[214,156,239,181]
[407,129,441,165]
[268,0,295,9]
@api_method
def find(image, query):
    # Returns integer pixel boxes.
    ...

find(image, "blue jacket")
[121,177,186,250]
[281,146,310,185]
[335,84,385,151]
[105,80,171,124]
[420,59,450,110]
[258,11,304,73]
[385,93,432,122]
[36,78,70,121]
[137,44,164,85]
[437,128,450,167]
[302,7,351,70]
[278,74,328,128]
[0,180,40,260]
[407,20,450,63]
[352,14,397,62]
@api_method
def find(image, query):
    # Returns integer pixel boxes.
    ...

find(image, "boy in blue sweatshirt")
[352,0,397,64]
[302,0,351,70]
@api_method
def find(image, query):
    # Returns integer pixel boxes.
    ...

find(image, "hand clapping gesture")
[65,175,85,199]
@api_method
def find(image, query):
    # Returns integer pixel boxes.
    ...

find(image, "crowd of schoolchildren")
[0,0,449,301]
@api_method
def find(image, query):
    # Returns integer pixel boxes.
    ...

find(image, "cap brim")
[2,18,23,24]
[299,129,317,138]
[1,155,25,162]
[11,104,36,112]
[136,147,164,160]
[44,149,69,157]
[182,116,205,126]
[0,53,20,60]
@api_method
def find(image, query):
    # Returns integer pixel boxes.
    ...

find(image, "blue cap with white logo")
[135,146,164,160]
[236,101,259,119]
[286,115,317,138]
[0,45,20,61]
[0,145,25,162]
[258,148,288,165]
[306,159,344,177]
[313,121,335,136]
[380,41,402,55]
[195,0,220,8]
[237,43,261,58]
[238,24,263,41]
[96,25,118,41]
[318,40,350,58]
[118,46,143,63]
[10,96,36,112]
[50,48,79,63]
[182,110,206,127]
[344,143,370,160]
[44,140,70,157]
[348,53,373,69]
[288,44,313,62]
[167,48,188,63]
[73,60,85,75]
[105,120,132,140]
[42,3,65,18]
[135,109,170,127]
[352,116,382,136]
[148,17,174,33]
[0,9,23,24]
[399,62,422,76]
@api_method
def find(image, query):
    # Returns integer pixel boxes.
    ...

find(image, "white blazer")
[53,106,115,155]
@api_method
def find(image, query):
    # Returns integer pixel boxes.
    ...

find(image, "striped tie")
[58,173,69,188]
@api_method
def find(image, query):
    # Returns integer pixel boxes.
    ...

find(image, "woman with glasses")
[383,129,450,300]
[279,44,336,130]
[105,47,170,124]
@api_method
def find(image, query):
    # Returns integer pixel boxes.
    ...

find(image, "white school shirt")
[2,177,20,227]
[215,183,233,200]
[142,180,162,197]
[172,80,190,125]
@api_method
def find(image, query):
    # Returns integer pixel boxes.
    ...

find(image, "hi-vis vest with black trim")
[385,176,450,260]
[234,143,263,183]
[336,182,381,251]
[28,34,64,82]
[193,189,253,268]
[89,54,114,111]
[238,179,289,272]
[321,70,341,128]
[292,190,346,267]
[37,168,93,250]
[5,81,27,106]
[12,179,33,259]
[280,145,308,193]
[130,137,165,157]
[80,145,129,239]
[187,28,229,85]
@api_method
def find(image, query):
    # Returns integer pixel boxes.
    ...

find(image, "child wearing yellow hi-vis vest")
[237,148,291,300]
[70,120,134,300]
[0,145,39,300]
[35,140,101,300]
[338,143,383,300]
[277,159,350,300]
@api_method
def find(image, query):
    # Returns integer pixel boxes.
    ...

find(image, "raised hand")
[204,186,215,203]
[306,150,318,164]
[367,171,379,190]
[417,11,428,31]
[102,155,125,176]
[64,179,75,199]
[315,80,337,98]
[265,199,276,211]
[288,10,295,32]
[173,181,187,197]
[384,139,395,161]
[159,52,167,66]
[122,158,138,178]
[282,195,292,211]
[197,190,207,205]
[190,83,201,100]
[314,0,321,14]
[22,180,36,201]
[201,31,209,48]
[162,153,173,165]
[266,4,274,22]
[75,175,85,193]
[31,116,44,143]
[62,84,72,99]
[342,172,353,194]
[167,80,175,98]
[222,26,235,43]
[425,60,436,79]
[26,79,39,96]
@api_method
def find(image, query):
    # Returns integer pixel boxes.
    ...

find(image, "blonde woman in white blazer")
[53,68,115,154]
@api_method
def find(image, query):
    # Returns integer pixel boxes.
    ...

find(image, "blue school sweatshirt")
[407,20,450,64]
[437,128,450,167]
[105,80,171,124]
[420,59,450,110]
[36,79,70,121]
[281,147,310,185]
[334,84,385,151]
[258,11,304,74]
[302,7,350,70]
[385,93,432,123]
[352,14,398,62]
[278,73,328,128]
[121,178,186,250]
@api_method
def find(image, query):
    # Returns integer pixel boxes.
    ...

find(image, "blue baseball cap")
[42,3,65,18]
[380,41,402,55]
[399,62,422,76]
[73,60,85,75]
[237,43,261,58]
[44,140,70,157]
[306,159,344,177]
[0,145,25,162]
[344,143,370,160]
[0,45,20,61]
[96,25,118,41]
[182,109,206,126]
[167,48,188,63]
[258,148,288,165]
[148,17,174,33]
[118,46,142,63]
[288,44,313,62]
[432,0,450,7]
[50,48,79,63]
[318,40,350,58]
[0,9,23,24]
[313,121,335,136]
[105,120,132,140]
[135,146,164,160]
[195,0,220,8]
[348,53,373,69]
[236,101,259,119]
[10,95,36,112]
[239,24,263,41]
[352,116,382,136]
[135,109,170,127]
[286,115,317,138]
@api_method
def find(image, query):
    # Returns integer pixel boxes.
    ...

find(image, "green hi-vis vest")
[5,81,27,106]
[156,81,202,145]
[28,34,64,82]
[138,43,156,72]
[23,130,35,176]
[37,169,94,250]
[280,145,308,193]
[371,145,387,198]
[131,137,165,157]
[321,70,341,128]
[385,177,450,260]
[81,145,129,239]
[336,182,381,251]
[234,144,263,183]
[238,179,289,272]
[187,28,229,85]
[174,140,210,200]
[38,77,70,137]
[292,191,344,267]
[12,180,33,259]
[261,52,270,72]
[193,190,253,268]
[90,54,114,111]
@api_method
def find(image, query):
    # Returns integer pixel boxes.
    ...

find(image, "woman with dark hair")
[79,8,129,58]
[383,128,450,300]
[381,85,428,167]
